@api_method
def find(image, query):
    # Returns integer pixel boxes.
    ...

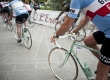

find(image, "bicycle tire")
[71,27,86,42]
[48,47,78,80]
[23,28,32,49]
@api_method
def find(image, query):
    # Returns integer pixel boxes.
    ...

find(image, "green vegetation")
[49,0,71,11]
[23,0,71,11]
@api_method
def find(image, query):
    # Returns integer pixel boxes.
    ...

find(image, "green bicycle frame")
[60,40,100,80]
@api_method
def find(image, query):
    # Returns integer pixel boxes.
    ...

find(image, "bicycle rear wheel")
[48,47,78,80]
[23,28,32,49]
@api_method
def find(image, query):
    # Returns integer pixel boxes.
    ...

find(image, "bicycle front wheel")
[23,28,32,49]
[48,47,78,80]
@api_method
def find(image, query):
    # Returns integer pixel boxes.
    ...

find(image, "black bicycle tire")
[48,47,78,80]
[23,28,32,49]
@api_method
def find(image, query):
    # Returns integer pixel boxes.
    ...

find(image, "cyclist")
[30,0,34,9]
[51,0,110,80]
[33,1,40,11]
[1,0,10,22]
[24,0,32,15]
[9,0,29,43]
[56,0,70,20]
[56,0,80,31]
[30,0,40,11]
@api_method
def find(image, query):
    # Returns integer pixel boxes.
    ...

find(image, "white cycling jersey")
[1,1,8,8]
[68,0,110,38]
[9,0,28,16]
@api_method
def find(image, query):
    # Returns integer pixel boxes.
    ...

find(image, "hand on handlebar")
[70,29,78,34]
[50,35,59,45]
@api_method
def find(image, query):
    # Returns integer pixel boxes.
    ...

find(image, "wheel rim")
[48,47,78,80]
[23,28,32,49]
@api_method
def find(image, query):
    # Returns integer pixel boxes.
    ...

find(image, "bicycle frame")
[21,23,26,38]
[57,38,100,80]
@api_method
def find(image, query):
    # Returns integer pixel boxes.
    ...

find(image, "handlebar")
[59,33,76,39]
[55,33,77,48]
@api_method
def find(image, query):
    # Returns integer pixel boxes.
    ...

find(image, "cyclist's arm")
[55,0,83,36]
[56,16,75,36]
[57,5,68,19]
[74,16,89,33]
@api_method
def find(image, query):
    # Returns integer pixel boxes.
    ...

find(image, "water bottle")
[83,63,93,77]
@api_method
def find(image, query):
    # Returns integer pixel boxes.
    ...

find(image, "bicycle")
[2,13,13,31]
[55,17,86,42]
[48,33,100,80]
[28,9,37,27]
[14,18,32,49]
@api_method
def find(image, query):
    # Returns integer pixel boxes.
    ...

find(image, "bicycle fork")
[59,50,71,68]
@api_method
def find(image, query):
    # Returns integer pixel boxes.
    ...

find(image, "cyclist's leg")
[96,61,110,80]
[2,7,8,22]
[7,8,12,25]
[84,31,104,59]
[96,37,110,80]
[16,15,22,43]
[22,14,28,28]
[2,12,6,22]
